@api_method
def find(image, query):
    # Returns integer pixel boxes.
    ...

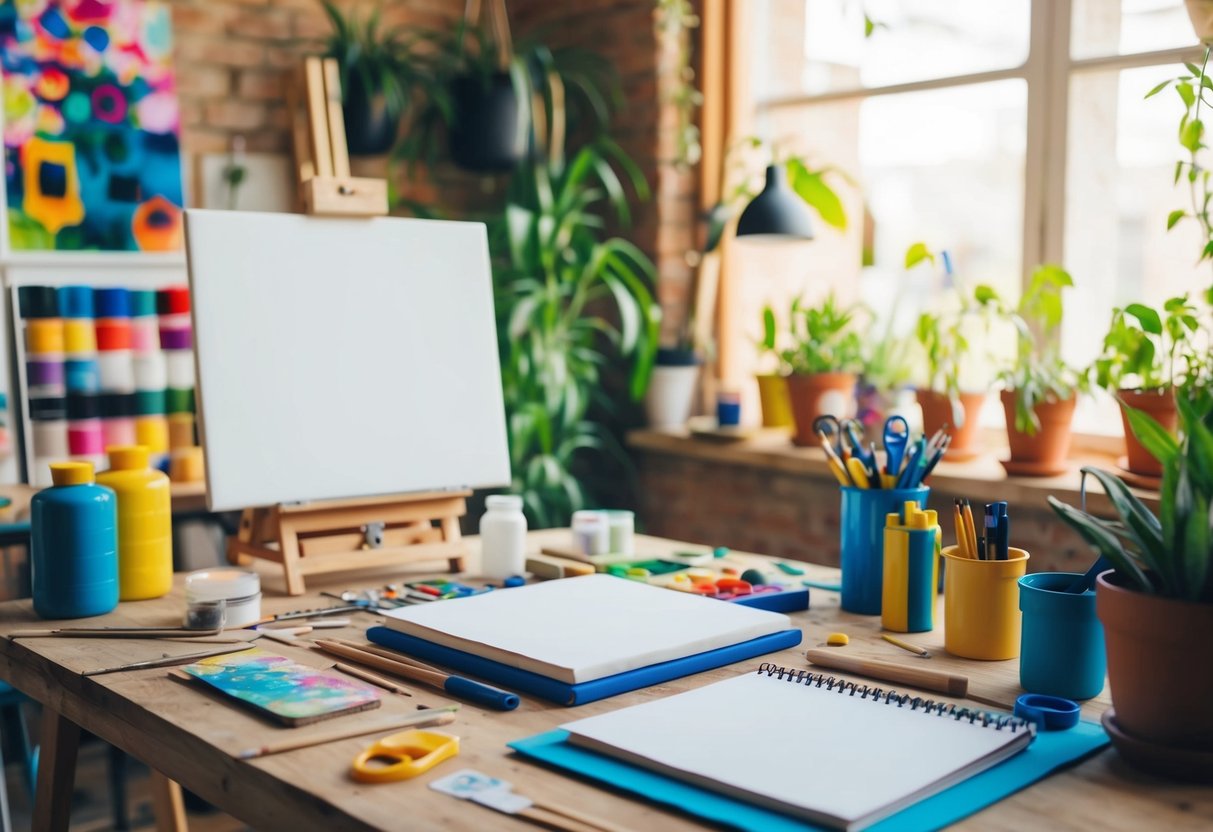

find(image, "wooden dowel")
[532,800,635,832]
[331,638,444,673]
[333,662,413,697]
[804,649,969,697]
[311,641,449,690]
[235,708,457,759]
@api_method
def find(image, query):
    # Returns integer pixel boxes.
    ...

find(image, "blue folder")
[365,626,804,706]
[509,723,1109,831]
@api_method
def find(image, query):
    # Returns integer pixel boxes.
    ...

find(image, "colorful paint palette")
[598,561,810,613]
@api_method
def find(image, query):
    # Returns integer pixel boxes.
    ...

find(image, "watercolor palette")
[181,648,381,727]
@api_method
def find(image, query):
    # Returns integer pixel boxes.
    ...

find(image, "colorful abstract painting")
[0,0,183,251]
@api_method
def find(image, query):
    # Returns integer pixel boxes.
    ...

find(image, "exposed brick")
[204,99,266,130]
[176,66,231,98]
[237,69,287,100]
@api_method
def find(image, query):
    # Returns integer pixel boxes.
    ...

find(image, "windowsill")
[627,427,1157,517]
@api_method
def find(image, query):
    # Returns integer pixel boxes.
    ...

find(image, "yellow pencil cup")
[943,545,1029,660]
[97,445,173,601]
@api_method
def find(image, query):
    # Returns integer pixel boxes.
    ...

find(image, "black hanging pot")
[343,73,400,157]
[448,71,527,173]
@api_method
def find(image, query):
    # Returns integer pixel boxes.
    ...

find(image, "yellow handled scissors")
[350,730,460,784]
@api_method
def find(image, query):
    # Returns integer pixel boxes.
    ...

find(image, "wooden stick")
[311,640,449,689]
[518,806,603,832]
[333,662,413,697]
[330,638,445,674]
[11,627,222,638]
[530,799,634,832]
[83,645,253,677]
[804,649,968,697]
[235,707,458,759]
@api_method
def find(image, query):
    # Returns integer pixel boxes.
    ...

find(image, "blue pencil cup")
[839,486,928,614]
[1018,572,1106,700]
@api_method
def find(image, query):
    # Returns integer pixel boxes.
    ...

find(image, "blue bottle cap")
[58,286,95,318]
[94,288,130,319]
[1014,694,1080,731]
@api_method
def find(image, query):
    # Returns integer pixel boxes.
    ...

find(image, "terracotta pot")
[1186,0,1213,42]
[918,389,986,461]
[1097,571,1213,765]
[1000,390,1075,472]
[755,374,793,428]
[785,372,857,446]
[1118,388,1177,478]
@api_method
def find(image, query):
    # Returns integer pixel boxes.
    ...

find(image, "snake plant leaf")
[1182,485,1211,601]
[1048,497,1153,592]
[1124,405,1180,463]
[1178,394,1213,491]
[1077,466,1166,580]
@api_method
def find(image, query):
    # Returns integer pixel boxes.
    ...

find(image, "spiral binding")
[756,663,1032,733]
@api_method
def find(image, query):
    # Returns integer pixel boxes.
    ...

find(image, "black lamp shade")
[736,164,814,242]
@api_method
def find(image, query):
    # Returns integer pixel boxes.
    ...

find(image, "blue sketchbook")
[509,722,1109,831]
[365,626,803,706]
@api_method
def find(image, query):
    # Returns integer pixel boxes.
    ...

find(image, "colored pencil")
[235,707,458,759]
[882,634,931,657]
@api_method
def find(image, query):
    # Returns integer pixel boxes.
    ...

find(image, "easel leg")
[441,515,465,573]
[227,508,255,566]
[148,770,188,832]
[278,520,306,596]
[32,707,80,832]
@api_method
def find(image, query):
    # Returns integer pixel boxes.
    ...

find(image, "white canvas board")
[383,574,792,683]
[184,209,510,511]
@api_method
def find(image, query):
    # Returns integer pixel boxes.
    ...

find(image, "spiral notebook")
[560,665,1035,831]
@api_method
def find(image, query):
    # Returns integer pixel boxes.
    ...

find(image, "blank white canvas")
[184,209,510,511]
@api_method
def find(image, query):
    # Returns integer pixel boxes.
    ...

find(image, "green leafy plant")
[320,1,418,122]
[1091,295,1213,394]
[767,292,865,376]
[491,139,660,527]
[1048,393,1213,603]
[1147,46,1213,275]
[655,0,702,169]
[980,264,1087,434]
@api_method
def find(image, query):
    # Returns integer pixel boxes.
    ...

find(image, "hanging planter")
[449,70,529,172]
[344,72,399,157]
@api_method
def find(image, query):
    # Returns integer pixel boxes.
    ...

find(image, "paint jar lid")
[485,494,523,511]
[59,286,95,318]
[157,286,190,315]
[185,568,261,604]
[50,461,94,486]
[18,286,59,319]
[129,290,157,317]
[94,288,130,319]
[107,445,150,470]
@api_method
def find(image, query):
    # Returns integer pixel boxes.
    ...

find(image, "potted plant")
[856,321,915,444]
[984,265,1086,476]
[1090,296,1211,478]
[755,305,793,429]
[1048,396,1213,781]
[911,245,996,460]
[321,1,417,156]
[776,292,865,447]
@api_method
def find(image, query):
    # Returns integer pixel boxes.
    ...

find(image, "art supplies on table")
[310,638,520,711]
[84,645,253,677]
[882,501,941,633]
[951,498,1011,561]
[804,649,968,697]
[430,768,628,832]
[840,485,928,615]
[510,720,1109,832]
[369,573,801,705]
[236,707,458,760]
[591,558,810,613]
[557,665,1034,831]
[816,415,948,491]
[179,648,381,726]
[351,729,460,783]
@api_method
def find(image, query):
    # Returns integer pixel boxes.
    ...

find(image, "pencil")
[962,499,978,560]
[953,500,970,559]
[235,707,458,759]
[334,661,414,696]
[882,634,931,657]
[83,645,252,676]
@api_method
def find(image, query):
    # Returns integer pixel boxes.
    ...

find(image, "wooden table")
[0,530,1208,831]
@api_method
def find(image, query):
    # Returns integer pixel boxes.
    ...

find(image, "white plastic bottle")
[479,494,527,579]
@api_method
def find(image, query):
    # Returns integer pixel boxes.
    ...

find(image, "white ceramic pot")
[645,365,700,428]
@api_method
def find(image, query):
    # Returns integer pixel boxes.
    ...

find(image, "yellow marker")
[845,457,871,489]
[826,632,849,646]
[880,473,897,489]
[827,457,851,487]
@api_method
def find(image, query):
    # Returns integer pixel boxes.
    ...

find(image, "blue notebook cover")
[509,723,1109,831]
[365,626,803,706]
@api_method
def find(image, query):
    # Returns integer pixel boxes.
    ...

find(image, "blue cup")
[716,396,741,427]
[1018,572,1106,700]
[839,485,928,614]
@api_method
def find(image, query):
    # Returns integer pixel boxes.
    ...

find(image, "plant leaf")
[1123,302,1162,334]
[904,242,934,270]
[1124,406,1179,463]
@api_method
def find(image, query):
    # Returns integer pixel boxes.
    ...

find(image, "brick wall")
[635,450,1098,574]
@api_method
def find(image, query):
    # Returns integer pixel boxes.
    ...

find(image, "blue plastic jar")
[31,461,119,619]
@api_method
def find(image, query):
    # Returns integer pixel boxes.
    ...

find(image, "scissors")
[1013,694,1080,731]
[882,416,910,478]
[351,729,460,783]
[812,416,868,462]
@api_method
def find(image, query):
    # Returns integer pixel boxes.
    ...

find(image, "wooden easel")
[229,58,467,595]
[228,491,470,596]
[289,56,388,216]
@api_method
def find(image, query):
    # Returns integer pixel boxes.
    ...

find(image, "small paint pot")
[716,392,742,427]
[185,568,261,628]
[1018,572,1106,700]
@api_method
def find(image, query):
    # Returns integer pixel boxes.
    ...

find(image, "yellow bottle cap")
[107,445,150,470]
[50,461,94,486]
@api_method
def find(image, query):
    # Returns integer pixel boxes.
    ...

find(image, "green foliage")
[655,0,703,169]
[320,1,419,120]
[982,265,1087,434]
[491,138,660,527]
[1048,393,1213,603]
[765,292,865,376]
[1091,295,1212,394]
[1148,45,1213,277]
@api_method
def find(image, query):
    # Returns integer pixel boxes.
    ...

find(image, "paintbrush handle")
[333,662,413,696]
[804,649,968,696]
[235,710,456,759]
[312,641,449,688]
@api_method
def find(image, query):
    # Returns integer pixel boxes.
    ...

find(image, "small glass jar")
[480,495,527,579]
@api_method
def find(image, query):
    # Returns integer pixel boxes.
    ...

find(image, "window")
[734,0,1204,434]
